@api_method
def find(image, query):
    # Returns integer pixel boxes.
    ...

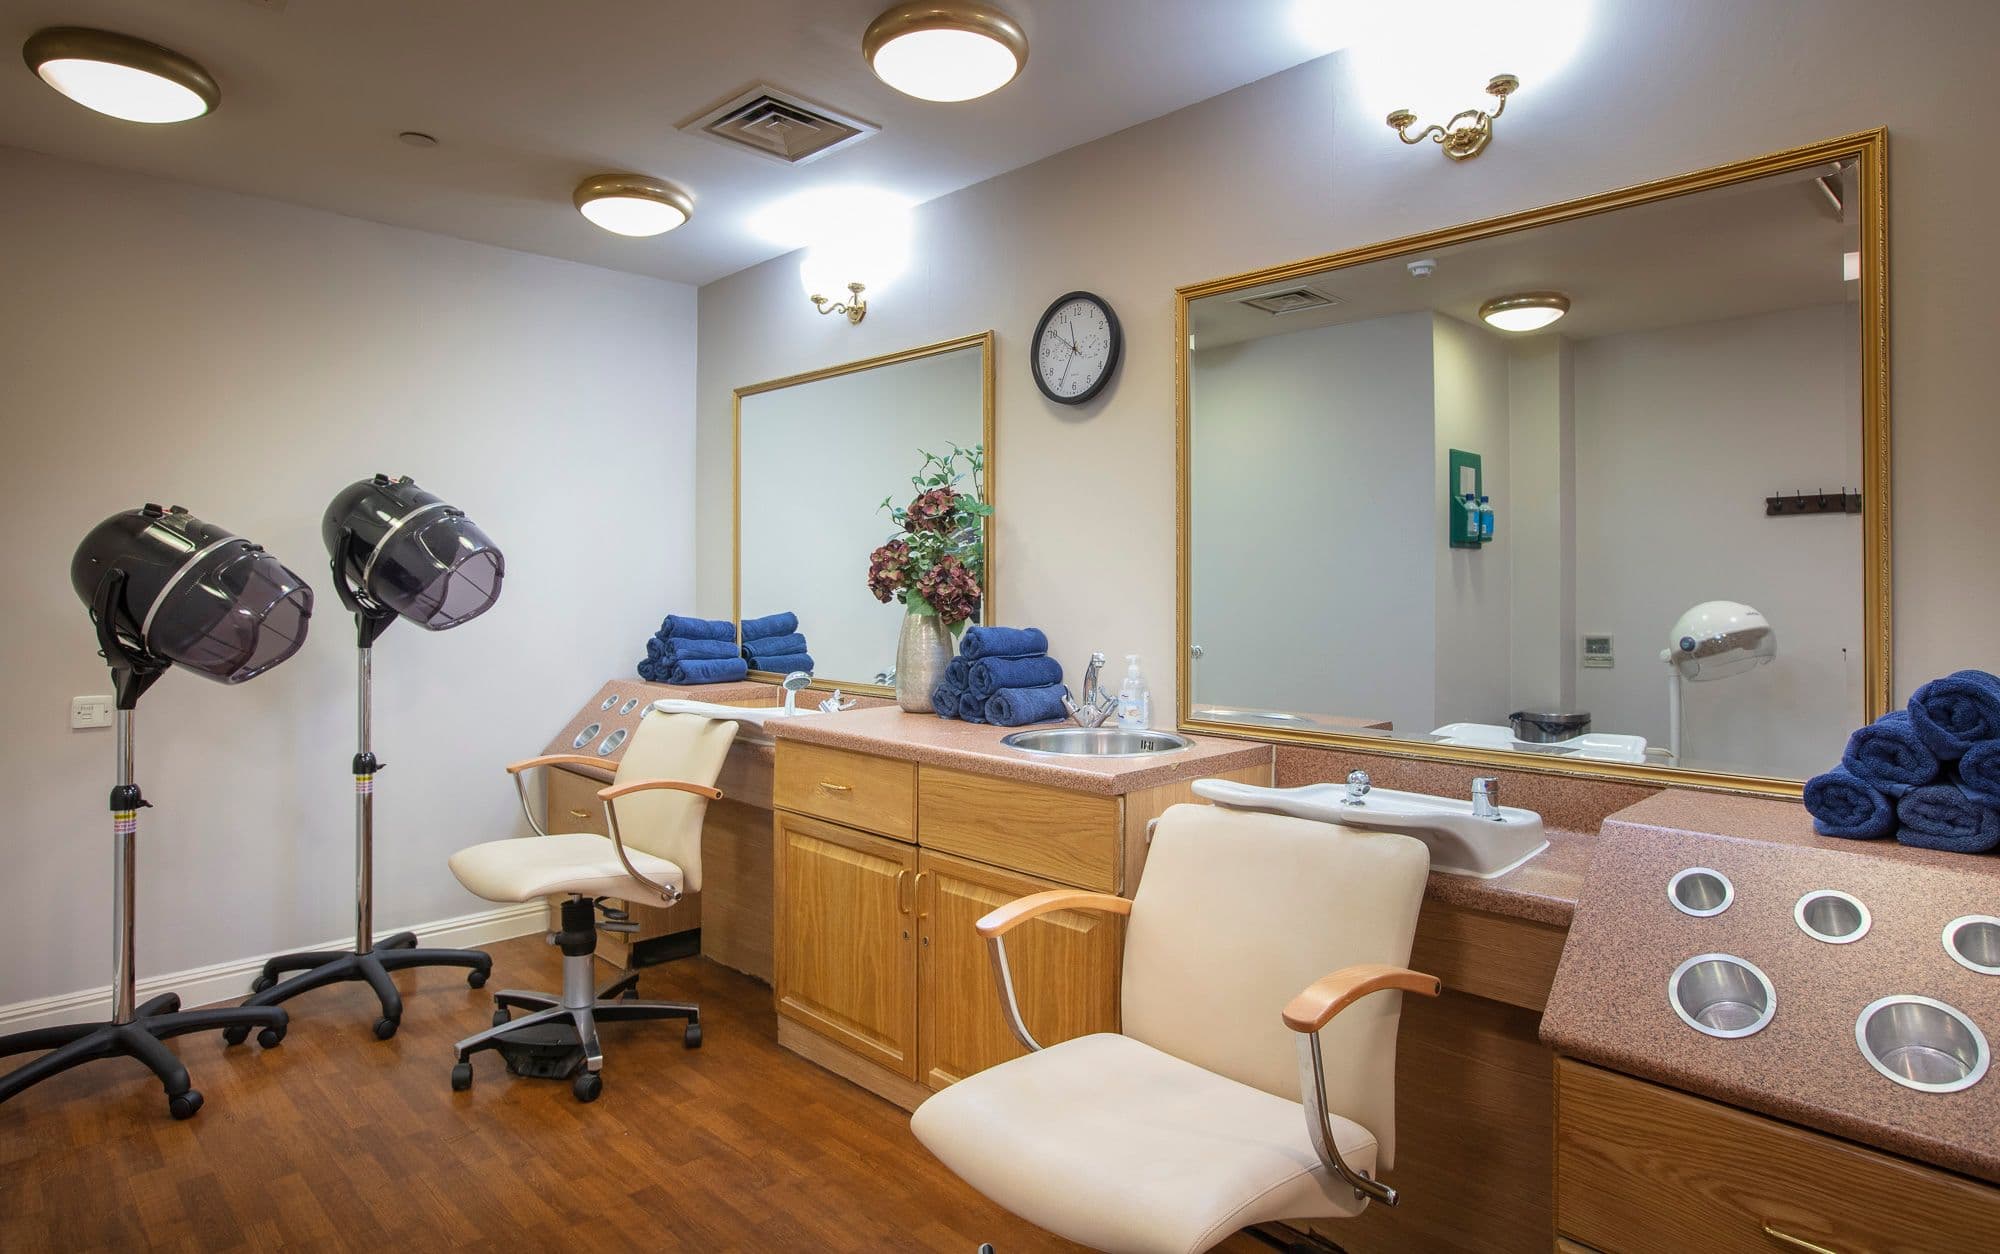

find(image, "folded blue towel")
[945,657,971,688]
[649,635,738,662]
[741,632,809,659]
[1896,783,2000,854]
[667,656,749,686]
[1803,768,1896,840]
[741,611,799,642]
[968,654,1063,699]
[960,625,1049,661]
[931,682,963,720]
[1958,741,2000,809]
[958,690,988,724]
[663,614,735,642]
[746,652,813,675]
[1840,710,1939,798]
[985,683,1070,727]
[637,657,664,683]
[1909,669,2000,762]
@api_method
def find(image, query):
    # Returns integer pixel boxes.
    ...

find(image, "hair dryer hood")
[1666,600,1776,681]
[71,505,313,683]
[324,474,503,630]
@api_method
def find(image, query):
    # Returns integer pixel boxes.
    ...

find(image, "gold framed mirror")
[734,330,996,696]
[1176,131,1889,795]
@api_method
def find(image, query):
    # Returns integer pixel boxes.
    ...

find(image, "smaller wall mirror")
[736,332,994,693]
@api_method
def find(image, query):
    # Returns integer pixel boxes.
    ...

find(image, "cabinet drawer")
[918,766,1120,891]
[546,767,609,835]
[774,742,916,840]
[1556,1059,2000,1254]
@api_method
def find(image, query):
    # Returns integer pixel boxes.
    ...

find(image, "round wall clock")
[1031,290,1121,405]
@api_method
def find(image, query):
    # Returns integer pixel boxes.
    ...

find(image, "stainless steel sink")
[1001,728,1191,757]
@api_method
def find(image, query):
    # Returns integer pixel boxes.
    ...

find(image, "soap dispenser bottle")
[1116,655,1151,730]
[1478,494,1495,543]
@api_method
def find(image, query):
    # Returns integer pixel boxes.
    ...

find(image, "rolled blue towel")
[746,652,814,674]
[1908,669,2000,761]
[741,611,799,642]
[638,657,665,683]
[960,625,1049,661]
[651,635,738,662]
[1896,783,2000,854]
[958,689,988,724]
[1839,710,1939,798]
[968,654,1063,699]
[742,632,809,659]
[663,614,735,642]
[931,682,963,720]
[1803,768,1896,840]
[667,656,749,685]
[1958,741,2000,809]
[985,683,1070,727]
[945,657,971,688]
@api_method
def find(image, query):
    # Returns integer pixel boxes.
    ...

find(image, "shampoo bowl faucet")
[781,671,812,716]
[1064,652,1119,728]
[1471,776,1502,820]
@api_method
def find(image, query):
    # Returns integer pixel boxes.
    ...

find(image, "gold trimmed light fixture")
[22,27,219,123]
[811,283,869,325]
[572,173,694,237]
[1388,73,1518,162]
[1479,291,1570,333]
[863,2,1028,102]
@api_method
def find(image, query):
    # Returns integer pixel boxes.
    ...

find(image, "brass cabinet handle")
[914,871,929,919]
[568,809,591,820]
[896,869,912,915]
[817,781,853,795]
[1762,1225,1840,1254]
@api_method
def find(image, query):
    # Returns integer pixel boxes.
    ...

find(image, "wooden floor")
[0,936,1110,1253]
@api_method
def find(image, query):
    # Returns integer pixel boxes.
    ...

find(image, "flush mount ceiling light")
[863,2,1028,102]
[23,27,219,123]
[1479,292,1570,333]
[572,173,694,237]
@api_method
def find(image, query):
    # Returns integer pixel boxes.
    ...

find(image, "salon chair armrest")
[595,779,725,904]
[505,753,613,776]
[975,890,1132,1054]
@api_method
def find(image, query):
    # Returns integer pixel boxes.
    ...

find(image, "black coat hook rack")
[1766,488,1862,517]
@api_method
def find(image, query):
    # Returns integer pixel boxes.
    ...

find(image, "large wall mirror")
[1177,132,1889,794]
[736,331,994,694]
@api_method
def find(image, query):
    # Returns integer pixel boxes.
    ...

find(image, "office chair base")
[0,992,288,1119]
[225,932,491,1042]
[451,968,700,1102]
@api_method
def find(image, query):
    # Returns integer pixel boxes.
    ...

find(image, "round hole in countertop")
[597,727,628,757]
[1668,867,1733,917]
[620,698,640,715]
[1944,915,2000,975]
[601,695,619,710]
[572,722,601,749]
[1669,953,1776,1039]
[1794,889,1871,944]
[1855,995,1989,1094]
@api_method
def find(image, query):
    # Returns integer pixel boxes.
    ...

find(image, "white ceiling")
[0,0,1332,285]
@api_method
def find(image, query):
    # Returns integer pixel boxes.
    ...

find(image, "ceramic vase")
[895,610,953,713]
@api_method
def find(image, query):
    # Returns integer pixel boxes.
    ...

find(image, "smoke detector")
[1407,258,1438,278]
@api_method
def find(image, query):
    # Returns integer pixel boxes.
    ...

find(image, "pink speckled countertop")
[768,704,1272,797]
[543,678,892,782]
[1544,791,2000,1184]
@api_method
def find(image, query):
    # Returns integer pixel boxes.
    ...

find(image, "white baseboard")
[0,902,547,1035]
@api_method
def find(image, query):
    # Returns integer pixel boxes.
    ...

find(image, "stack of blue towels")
[637,615,749,686]
[740,611,813,673]
[930,626,1067,727]
[1805,668,2000,854]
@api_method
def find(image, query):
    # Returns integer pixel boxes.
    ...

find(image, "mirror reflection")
[1185,155,1879,781]
[737,334,991,690]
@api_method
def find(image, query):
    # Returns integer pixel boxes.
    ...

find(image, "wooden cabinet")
[773,742,916,839]
[1555,1058,2000,1253]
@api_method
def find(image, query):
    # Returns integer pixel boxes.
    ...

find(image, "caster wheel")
[221,1025,250,1047]
[372,1016,399,1041]
[621,987,639,1001]
[467,969,488,989]
[491,1008,510,1027]
[169,1089,204,1120]
[572,1071,602,1103]
[450,1061,473,1092]
[684,1022,703,1050]
[257,1023,286,1049]
[249,973,276,995]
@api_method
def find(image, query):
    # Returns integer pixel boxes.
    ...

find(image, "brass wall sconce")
[811,282,868,325]
[1387,74,1518,162]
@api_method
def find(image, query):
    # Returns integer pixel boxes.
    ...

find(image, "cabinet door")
[774,812,919,1079]
[917,849,1123,1091]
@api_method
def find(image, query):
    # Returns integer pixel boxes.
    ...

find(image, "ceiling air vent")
[680,85,878,166]
[1239,287,1341,316]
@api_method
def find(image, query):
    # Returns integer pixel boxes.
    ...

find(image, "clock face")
[1033,291,1121,404]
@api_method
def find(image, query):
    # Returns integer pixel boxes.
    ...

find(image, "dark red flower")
[903,486,959,534]
[915,554,981,626]
[866,539,911,603]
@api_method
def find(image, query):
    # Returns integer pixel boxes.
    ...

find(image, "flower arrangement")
[867,444,988,629]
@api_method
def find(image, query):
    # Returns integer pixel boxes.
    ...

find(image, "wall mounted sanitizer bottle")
[1116,655,1151,730]
[1478,494,1495,542]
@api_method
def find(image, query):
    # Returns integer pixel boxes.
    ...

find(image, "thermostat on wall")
[1583,635,1614,668]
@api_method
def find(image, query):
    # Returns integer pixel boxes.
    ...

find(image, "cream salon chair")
[911,802,1439,1254]
[447,710,737,1101]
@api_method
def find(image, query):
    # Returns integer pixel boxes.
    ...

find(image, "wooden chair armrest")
[1282,963,1441,1033]
[598,779,723,802]
[506,754,609,776]
[976,890,1131,939]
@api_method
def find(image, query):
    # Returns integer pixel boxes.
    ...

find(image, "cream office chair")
[911,802,1439,1254]
[447,709,737,1101]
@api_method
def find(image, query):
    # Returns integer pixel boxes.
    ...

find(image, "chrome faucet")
[1343,770,1371,805]
[1064,652,1119,727]
[1471,776,1502,820]
[816,688,858,714]
[781,671,812,716]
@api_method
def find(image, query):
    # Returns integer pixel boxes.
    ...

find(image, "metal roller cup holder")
[1668,867,1734,918]
[572,722,602,749]
[601,695,619,710]
[1794,889,1871,944]
[619,698,640,715]
[596,727,628,757]
[1669,953,1776,1039]
[1943,915,2000,976]
[1855,995,1989,1093]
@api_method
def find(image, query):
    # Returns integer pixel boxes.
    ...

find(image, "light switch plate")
[1582,634,1615,668]
[71,696,114,729]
